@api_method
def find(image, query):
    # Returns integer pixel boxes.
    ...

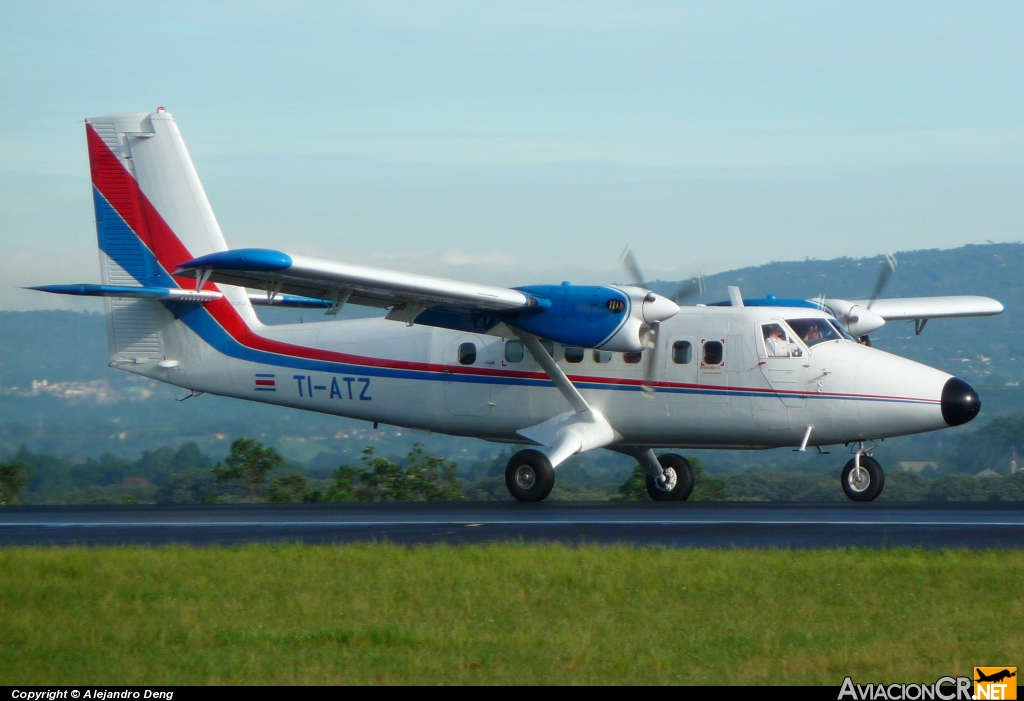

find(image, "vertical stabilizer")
[85,108,260,365]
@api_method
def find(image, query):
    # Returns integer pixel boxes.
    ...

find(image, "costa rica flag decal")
[254,373,276,392]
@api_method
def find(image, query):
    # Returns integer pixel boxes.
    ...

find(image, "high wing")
[821,295,1004,337]
[851,296,1004,321]
[177,248,535,319]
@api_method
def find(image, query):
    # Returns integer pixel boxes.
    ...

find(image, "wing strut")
[512,331,620,468]
[516,332,590,414]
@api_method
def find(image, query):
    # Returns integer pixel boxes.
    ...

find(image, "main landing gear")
[841,447,885,502]
[505,449,556,502]
[645,453,695,501]
[504,448,697,502]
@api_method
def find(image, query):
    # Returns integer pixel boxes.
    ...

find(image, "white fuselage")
[138,302,955,451]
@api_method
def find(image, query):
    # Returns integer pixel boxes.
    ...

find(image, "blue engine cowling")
[497,284,679,352]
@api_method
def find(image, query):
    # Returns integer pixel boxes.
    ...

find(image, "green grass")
[1,545,1021,684]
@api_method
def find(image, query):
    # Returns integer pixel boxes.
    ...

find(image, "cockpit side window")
[761,323,800,358]
[786,318,841,347]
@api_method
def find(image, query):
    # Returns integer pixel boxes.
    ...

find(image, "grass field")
[1,545,1021,685]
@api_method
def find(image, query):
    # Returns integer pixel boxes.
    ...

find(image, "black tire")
[505,449,555,502]
[644,453,695,501]
[841,455,885,502]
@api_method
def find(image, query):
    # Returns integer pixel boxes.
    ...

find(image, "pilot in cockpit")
[764,323,791,357]
[801,323,823,344]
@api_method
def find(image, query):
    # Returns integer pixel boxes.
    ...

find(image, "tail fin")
[85,108,258,364]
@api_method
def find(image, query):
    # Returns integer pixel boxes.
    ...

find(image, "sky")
[2,1,1023,310]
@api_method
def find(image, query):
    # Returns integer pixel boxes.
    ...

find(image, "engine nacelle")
[824,298,886,338]
[503,284,679,352]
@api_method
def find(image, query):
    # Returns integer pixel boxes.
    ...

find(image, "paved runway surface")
[2,502,1023,548]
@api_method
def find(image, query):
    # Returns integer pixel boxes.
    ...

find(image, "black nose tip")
[941,377,980,426]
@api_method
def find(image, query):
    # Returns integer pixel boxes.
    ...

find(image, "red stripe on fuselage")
[84,124,939,405]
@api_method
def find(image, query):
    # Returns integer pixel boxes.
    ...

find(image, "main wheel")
[841,455,885,502]
[644,453,695,501]
[505,449,555,502]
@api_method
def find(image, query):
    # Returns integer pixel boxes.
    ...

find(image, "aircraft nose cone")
[941,377,980,426]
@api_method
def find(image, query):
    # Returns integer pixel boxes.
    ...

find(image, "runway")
[1,502,1023,548]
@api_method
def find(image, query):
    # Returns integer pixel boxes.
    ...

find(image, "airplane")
[975,670,1016,684]
[31,109,1005,503]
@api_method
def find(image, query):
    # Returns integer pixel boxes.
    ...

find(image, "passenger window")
[786,318,841,347]
[593,350,612,364]
[672,341,692,364]
[505,340,524,363]
[702,341,723,366]
[458,342,477,365]
[623,351,643,364]
[564,347,584,363]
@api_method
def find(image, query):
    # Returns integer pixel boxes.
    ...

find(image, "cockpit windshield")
[785,318,843,347]
[828,318,855,341]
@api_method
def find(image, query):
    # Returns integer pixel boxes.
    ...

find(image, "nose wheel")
[841,455,885,501]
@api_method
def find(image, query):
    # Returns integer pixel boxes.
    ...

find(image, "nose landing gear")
[841,445,885,501]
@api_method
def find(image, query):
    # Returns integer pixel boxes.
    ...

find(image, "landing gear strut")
[841,449,885,502]
[505,449,555,502]
[644,453,695,501]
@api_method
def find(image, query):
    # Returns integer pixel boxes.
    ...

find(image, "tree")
[406,443,463,501]
[325,444,464,502]
[615,465,647,501]
[0,461,32,504]
[689,458,729,501]
[212,438,285,501]
[360,446,410,501]
[326,466,365,502]
[267,474,321,503]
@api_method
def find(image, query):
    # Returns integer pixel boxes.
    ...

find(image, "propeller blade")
[672,273,705,304]
[867,252,897,309]
[620,245,646,287]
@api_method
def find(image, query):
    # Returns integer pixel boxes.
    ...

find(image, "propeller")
[619,246,705,391]
[858,252,897,345]
[867,252,897,309]
[620,245,646,289]
[620,245,705,304]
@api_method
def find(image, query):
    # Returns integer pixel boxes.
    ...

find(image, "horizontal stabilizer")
[29,284,219,302]
[29,284,332,309]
